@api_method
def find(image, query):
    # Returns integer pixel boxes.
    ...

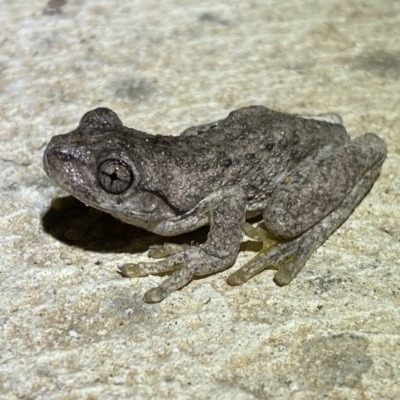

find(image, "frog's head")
[43,108,179,232]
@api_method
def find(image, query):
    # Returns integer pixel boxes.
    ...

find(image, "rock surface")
[1,1,399,398]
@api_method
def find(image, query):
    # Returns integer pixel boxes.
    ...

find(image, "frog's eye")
[97,159,135,194]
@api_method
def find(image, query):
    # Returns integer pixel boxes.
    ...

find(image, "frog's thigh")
[264,133,386,239]
[274,162,383,285]
[228,133,386,286]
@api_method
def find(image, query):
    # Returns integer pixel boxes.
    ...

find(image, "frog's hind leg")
[228,165,381,286]
[228,133,387,287]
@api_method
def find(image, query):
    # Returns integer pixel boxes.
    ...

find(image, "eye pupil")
[98,159,134,194]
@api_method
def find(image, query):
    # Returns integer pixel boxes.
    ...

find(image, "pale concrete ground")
[1,0,399,399]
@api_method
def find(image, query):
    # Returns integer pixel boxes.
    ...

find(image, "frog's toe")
[148,243,191,259]
[226,270,247,286]
[118,263,149,277]
[147,244,167,258]
[273,257,306,286]
[227,241,294,286]
[143,287,168,303]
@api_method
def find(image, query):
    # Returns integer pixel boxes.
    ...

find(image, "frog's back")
[129,106,349,213]
[179,105,350,187]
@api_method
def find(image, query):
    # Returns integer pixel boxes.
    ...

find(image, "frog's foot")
[147,242,192,259]
[227,235,301,286]
[120,247,234,303]
[226,222,283,285]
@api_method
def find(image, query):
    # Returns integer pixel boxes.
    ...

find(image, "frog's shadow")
[41,196,208,255]
[42,196,263,257]
[42,196,266,285]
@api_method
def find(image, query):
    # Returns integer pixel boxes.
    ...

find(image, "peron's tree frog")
[43,106,386,303]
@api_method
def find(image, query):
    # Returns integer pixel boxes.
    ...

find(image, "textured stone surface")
[1,0,399,399]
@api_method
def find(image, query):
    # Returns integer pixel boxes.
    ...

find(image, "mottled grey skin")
[43,106,387,303]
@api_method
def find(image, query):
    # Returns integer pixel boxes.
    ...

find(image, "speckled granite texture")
[1,1,399,399]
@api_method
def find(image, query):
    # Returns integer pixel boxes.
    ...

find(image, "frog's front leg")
[119,186,246,303]
[228,132,387,287]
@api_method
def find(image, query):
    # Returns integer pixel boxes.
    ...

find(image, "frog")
[43,106,387,303]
